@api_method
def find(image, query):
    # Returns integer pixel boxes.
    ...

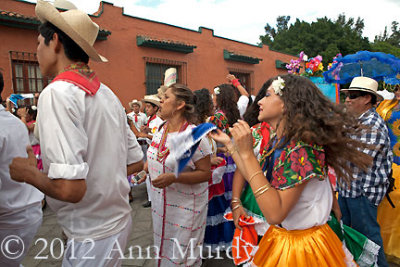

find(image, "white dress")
[147,124,212,266]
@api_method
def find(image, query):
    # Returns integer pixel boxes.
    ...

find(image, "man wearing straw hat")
[9,1,144,265]
[338,76,392,267]
[127,99,147,133]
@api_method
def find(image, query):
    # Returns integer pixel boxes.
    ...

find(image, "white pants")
[0,217,42,267]
[145,174,152,202]
[62,216,132,267]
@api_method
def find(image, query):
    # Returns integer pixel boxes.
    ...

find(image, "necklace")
[259,137,280,165]
[156,120,189,163]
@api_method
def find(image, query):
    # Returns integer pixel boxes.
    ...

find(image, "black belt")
[138,140,147,145]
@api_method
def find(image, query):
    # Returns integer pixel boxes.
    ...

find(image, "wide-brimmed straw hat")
[129,99,142,109]
[341,76,383,101]
[142,95,161,107]
[35,0,108,62]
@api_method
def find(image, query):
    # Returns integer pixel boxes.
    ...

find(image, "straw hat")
[142,94,161,107]
[35,0,107,62]
[54,0,77,10]
[341,76,383,101]
[129,99,142,109]
[157,85,168,98]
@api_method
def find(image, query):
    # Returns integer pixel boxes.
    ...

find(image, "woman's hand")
[210,155,224,166]
[232,205,248,230]
[231,120,253,157]
[226,74,236,82]
[210,129,231,146]
[152,173,176,188]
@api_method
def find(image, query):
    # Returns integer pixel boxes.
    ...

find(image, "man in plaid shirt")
[338,77,393,267]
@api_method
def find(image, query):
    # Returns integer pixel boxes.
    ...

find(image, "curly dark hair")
[215,84,240,126]
[243,78,274,127]
[270,74,372,183]
[194,88,213,124]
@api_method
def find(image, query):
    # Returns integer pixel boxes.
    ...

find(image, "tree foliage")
[259,14,374,65]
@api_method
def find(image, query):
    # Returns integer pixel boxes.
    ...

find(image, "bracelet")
[231,79,241,88]
[248,170,263,183]
[231,197,241,202]
[226,145,238,156]
[231,204,242,211]
[231,199,241,207]
[254,184,271,199]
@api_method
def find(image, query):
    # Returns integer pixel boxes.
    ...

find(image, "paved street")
[20,183,400,267]
[21,183,234,267]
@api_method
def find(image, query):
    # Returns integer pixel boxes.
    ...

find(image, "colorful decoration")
[304,55,324,76]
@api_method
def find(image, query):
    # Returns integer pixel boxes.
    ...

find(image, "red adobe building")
[0,0,295,109]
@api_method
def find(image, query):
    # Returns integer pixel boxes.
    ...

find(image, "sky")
[26,0,400,46]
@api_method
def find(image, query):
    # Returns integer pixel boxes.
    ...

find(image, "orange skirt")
[252,224,347,266]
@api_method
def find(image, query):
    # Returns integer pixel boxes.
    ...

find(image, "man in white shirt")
[127,99,147,161]
[0,72,43,267]
[127,99,147,131]
[9,1,143,266]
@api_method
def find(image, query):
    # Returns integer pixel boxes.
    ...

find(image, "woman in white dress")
[147,83,212,266]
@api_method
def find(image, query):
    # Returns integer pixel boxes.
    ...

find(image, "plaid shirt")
[338,108,393,206]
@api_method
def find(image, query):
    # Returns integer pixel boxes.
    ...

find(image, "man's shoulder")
[362,109,386,128]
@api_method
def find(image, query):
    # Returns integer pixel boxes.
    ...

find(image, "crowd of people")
[1,1,399,267]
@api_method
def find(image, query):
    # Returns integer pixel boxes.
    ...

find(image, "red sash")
[51,63,100,96]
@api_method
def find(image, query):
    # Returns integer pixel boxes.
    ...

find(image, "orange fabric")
[252,224,347,267]
[377,163,400,265]
[224,212,259,265]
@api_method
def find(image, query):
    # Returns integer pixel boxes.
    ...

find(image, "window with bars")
[144,57,187,95]
[10,51,51,95]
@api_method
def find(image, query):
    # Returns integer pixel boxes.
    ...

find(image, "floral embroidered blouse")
[265,140,327,191]
[266,140,332,230]
[208,110,230,135]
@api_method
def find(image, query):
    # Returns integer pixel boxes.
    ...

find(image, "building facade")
[0,0,295,108]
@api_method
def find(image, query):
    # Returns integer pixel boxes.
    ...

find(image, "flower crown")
[271,77,285,96]
[214,87,221,95]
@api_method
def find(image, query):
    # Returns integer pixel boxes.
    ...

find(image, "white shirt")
[0,105,43,229]
[146,115,164,145]
[127,111,147,131]
[237,95,249,118]
[37,81,143,241]
[282,178,332,230]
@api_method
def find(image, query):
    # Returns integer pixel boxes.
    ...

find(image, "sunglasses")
[344,92,366,99]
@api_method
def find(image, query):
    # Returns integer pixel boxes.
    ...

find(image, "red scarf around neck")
[51,62,100,96]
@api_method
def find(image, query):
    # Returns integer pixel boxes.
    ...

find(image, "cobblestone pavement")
[21,183,234,267]
[21,183,400,267]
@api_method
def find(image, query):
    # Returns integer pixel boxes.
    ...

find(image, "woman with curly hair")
[207,84,240,250]
[212,74,372,266]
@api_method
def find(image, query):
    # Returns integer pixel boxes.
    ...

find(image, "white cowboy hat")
[129,99,142,109]
[341,76,383,101]
[142,94,161,107]
[35,0,108,62]
[377,89,395,100]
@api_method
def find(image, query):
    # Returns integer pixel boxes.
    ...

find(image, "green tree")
[260,14,371,65]
[372,21,400,57]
